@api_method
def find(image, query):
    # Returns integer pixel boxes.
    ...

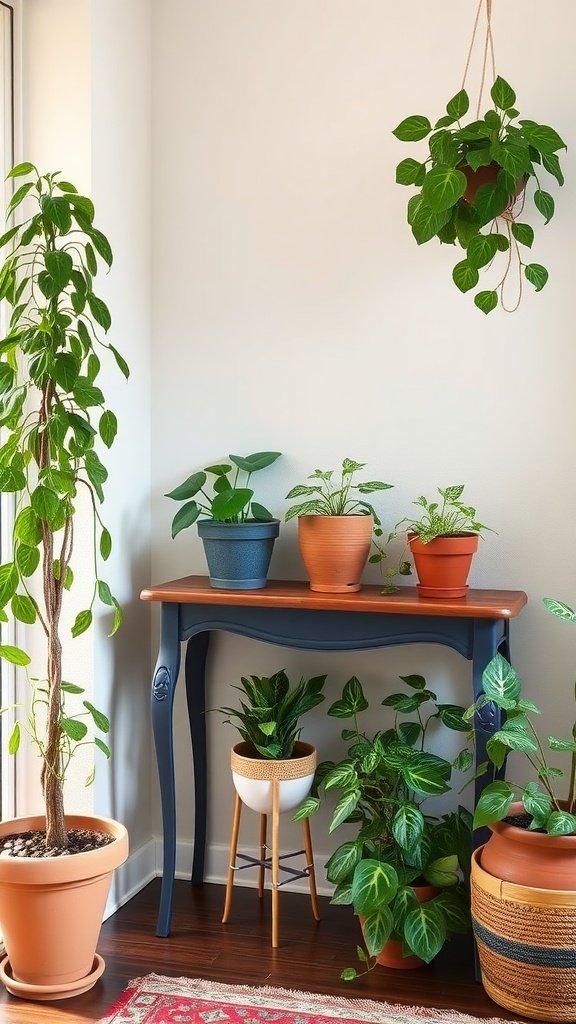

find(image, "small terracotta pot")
[0,813,128,1001]
[360,882,439,970]
[459,161,525,206]
[480,801,576,890]
[409,533,478,598]
[297,515,373,593]
[231,741,316,815]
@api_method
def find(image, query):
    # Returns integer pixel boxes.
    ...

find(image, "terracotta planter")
[231,740,316,815]
[480,801,576,890]
[460,162,525,206]
[360,882,439,970]
[297,515,373,593]
[472,846,576,1021]
[409,533,478,598]
[0,813,128,1001]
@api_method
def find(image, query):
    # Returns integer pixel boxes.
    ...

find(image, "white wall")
[19,0,153,902]
[150,0,576,887]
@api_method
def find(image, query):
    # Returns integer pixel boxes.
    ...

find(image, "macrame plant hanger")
[460,0,524,312]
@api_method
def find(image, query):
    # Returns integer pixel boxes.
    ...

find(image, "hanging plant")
[392,1,566,313]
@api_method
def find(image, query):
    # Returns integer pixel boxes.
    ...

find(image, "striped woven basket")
[471,846,576,1022]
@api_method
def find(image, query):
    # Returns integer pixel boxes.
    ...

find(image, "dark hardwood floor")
[0,879,532,1023]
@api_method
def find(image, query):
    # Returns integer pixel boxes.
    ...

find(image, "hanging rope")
[460,0,497,118]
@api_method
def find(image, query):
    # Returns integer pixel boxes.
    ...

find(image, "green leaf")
[94,736,111,758]
[109,344,130,379]
[14,507,42,546]
[291,796,320,821]
[549,736,576,752]
[547,811,576,836]
[467,233,499,270]
[62,681,84,694]
[472,183,509,223]
[533,189,554,224]
[401,757,451,797]
[0,562,19,607]
[490,76,516,111]
[433,890,470,934]
[165,471,207,501]
[0,643,31,665]
[541,152,564,186]
[89,228,113,267]
[7,182,34,216]
[352,860,398,915]
[422,166,467,213]
[97,580,114,606]
[329,789,361,831]
[393,115,432,142]
[340,969,357,982]
[452,260,479,293]
[228,451,281,473]
[41,196,72,233]
[16,544,40,578]
[171,501,201,538]
[362,907,394,956]
[61,717,88,741]
[100,528,112,561]
[511,222,534,248]
[0,363,15,395]
[523,784,552,829]
[465,147,494,172]
[45,249,73,289]
[211,488,253,521]
[392,804,424,851]
[525,263,549,292]
[446,89,469,119]
[437,704,469,732]
[543,597,576,622]
[250,502,274,521]
[87,293,112,331]
[11,594,37,625]
[474,290,499,314]
[31,485,60,524]
[53,352,80,392]
[395,158,426,186]
[84,700,110,732]
[473,780,514,828]
[404,902,446,963]
[520,123,566,154]
[7,162,35,177]
[482,653,521,707]
[400,674,426,690]
[328,676,369,717]
[325,841,361,885]
[99,410,117,449]
[425,854,459,888]
[71,609,93,638]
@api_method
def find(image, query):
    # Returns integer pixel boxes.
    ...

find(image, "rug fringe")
[121,973,525,1024]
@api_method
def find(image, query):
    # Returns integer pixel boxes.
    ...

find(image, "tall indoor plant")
[467,597,576,1021]
[0,163,129,998]
[295,673,472,973]
[285,458,393,593]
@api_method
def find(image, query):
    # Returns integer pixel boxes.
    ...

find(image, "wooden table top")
[141,577,527,620]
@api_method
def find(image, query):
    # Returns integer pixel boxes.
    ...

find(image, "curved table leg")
[151,603,181,937]
[184,630,211,885]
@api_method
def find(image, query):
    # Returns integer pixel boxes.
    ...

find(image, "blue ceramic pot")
[197,519,280,590]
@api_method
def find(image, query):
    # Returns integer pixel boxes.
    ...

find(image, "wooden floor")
[0,879,533,1024]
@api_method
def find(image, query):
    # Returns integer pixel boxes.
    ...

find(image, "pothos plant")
[467,597,576,836]
[294,674,473,975]
[393,76,566,312]
[0,163,129,851]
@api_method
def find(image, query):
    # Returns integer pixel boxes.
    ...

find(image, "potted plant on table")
[216,669,326,947]
[393,76,566,313]
[392,484,493,599]
[466,597,576,1022]
[166,451,282,590]
[0,163,129,1000]
[294,673,472,974]
[285,458,393,593]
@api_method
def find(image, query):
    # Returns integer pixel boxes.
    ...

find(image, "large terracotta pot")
[0,813,128,1001]
[360,882,439,970]
[472,846,576,1021]
[480,801,576,889]
[231,740,316,815]
[297,515,373,593]
[409,533,478,599]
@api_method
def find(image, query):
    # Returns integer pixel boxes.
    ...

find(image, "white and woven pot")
[231,741,316,815]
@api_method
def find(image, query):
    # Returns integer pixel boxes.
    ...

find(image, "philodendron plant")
[294,674,472,974]
[393,76,566,312]
[467,597,576,836]
[0,163,128,852]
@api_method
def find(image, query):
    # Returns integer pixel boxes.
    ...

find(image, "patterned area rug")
[98,975,522,1024]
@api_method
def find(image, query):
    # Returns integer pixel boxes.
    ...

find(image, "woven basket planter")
[471,846,576,1021]
[231,741,316,815]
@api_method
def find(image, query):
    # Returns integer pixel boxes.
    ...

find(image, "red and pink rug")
[98,975,522,1024]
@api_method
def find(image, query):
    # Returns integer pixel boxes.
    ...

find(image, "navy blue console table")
[141,576,527,937]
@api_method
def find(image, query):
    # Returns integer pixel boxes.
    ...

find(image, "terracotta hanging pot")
[230,740,316,815]
[480,801,576,890]
[360,882,439,970]
[472,845,576,1021]
[409,533,478,598]
[297,515,373,593]
[0,813,128,1001]
[459,161,526,207]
